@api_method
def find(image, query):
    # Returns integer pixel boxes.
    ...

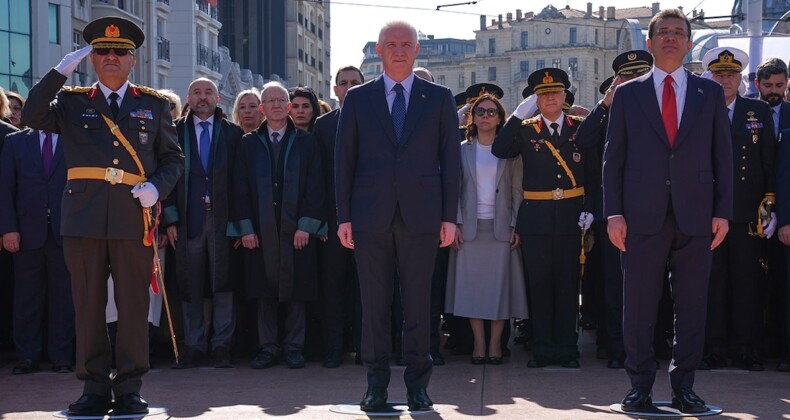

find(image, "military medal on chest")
[745,111,762,144]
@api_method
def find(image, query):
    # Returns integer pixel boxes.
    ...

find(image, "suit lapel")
[368,76,398,145]
[495,151,506,186]
[400,77,429,146]
[635,75,670,147]
[780,102,790,131]
[464,140,476,184]
[27,130,43,176]
[675,72,704,147]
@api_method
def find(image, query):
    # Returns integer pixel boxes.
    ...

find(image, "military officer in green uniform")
[700,47,776,372]
[492,68,596,368]
[21,16,184,416]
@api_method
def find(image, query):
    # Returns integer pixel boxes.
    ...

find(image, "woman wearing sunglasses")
[446,91,528,365]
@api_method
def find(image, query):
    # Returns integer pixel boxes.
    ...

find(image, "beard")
[761,93,783,107]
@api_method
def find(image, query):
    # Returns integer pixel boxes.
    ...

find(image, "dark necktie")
[108,92,120,120]
[271,132,279,144]
[550,122,559,143]
[42,132,53,175]
[199,121,211,172]
[662,75,678,147]
[392,83,406,142]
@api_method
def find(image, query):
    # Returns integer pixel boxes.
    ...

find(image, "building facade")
[360,34,475,84]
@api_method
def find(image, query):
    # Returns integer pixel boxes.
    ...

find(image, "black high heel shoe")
[487,355,503,365]
[471,356,486,365]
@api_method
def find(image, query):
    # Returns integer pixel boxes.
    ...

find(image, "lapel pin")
[421,94,426,99]
[698,88,703,94]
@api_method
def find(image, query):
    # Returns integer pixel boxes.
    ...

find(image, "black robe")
[229,120,326,302]
[163,109,243,302]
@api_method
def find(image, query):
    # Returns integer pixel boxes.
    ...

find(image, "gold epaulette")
[61,86,91,94]
[568,115,585,122]
[135,85,167,100]
[521,117,540,126]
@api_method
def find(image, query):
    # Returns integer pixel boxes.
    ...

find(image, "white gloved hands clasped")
[55,45,93,77]
[513,94,538,120]
[763,212,778,239]
[578,212,594,230]
[131,182,159,208]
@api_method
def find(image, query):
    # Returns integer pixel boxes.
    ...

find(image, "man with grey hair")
[166,77,244,370]
[336,21,460,411]
[230,81,326,371]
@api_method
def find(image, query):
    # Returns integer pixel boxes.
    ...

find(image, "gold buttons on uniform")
[741,177,746,181]
[742,146,747,150]
[556,174,561,179]
[113,141,120,146]
[742,166,746,170]
[84,124,88,128]
[113,159,119,165]
[742,156,746,160]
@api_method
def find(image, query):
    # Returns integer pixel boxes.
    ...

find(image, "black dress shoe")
[527,359,548,368]
[431,352,445,366]
[251,350,278,369]
[113,393,149,415]
[561,359,580,369]
[213,346,234,368]
[607,358,624,369]
[671,388,707,414]
[406,387,433,411]
[12,359,39,375]
[778,359,790,372]
[285,350,306,369]
[360,386,388,411]
[172,347,205,369]
[323,350,343,368]
[734,354,764,371]
[52,360,73,373]
[621,388,652,412]
[67,394,111,416]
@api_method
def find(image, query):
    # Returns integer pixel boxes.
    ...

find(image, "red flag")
[207,0,217,6]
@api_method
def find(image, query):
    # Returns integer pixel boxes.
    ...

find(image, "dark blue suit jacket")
[335,75,461,233]
[603,70,733,236]
[777,127,790,228]
[778,101,790,133]
[0,128,66,249]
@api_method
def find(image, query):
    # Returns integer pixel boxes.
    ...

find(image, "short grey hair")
[260,81,290,102]
[187,77,218,94]
[378,21,418,45]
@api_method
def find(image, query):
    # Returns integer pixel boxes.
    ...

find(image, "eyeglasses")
[262,98,288,106]
[474,107,498,117]
[654,29,688,40]
[92,48,133,56]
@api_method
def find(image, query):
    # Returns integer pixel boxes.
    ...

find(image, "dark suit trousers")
[622,206,712,391]
[602,220,625,360]
[705,221,764,357]
[354,209,438,389]
[64,237,151,397]
[13,227,74,362]
[522,234,580,362]
[318,233,358,354]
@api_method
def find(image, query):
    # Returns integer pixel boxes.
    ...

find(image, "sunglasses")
[474,107,498,117]
[93,48,133,56]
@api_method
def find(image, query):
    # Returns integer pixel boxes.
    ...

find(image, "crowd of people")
[0,10,790,417]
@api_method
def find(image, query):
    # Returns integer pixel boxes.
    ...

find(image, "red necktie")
[662,75,677,147]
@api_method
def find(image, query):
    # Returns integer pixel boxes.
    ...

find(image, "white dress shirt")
[542,114,566,136]
[267,125,286,142]
[652,66,687,127]
[475,141,498,220]
[193,114,216,155]
[383,72,415,113]
[726,98,736,124]
[772,104,781,138]
[98,81,130,107]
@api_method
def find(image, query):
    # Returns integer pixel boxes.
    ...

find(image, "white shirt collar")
[267,124,286,140]
[727,98,737,111]
[97,81,130,104]
[652,66,687,89]
[383,72,416,96]
[542,113,565,133]
[193,114,215,128]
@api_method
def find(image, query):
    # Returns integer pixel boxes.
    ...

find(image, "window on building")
[48,3,59,44]
[156,18,164,38]
[438,75,446,86]
[459,73,465,88]
[520,31,528,49]
[552,58,561,68]
[568,57,578,78]
[594,58,599,74]
[488,38,496,54]
[520,60,529,77]
[536,59,545,69]
[72,31,81,50]
[471,71,476,85]
[488,66,496,81]
[570,27,577,44]
[595,29,599,45]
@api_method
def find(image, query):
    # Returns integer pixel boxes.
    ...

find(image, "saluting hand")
[607,216,627,252]
[55,45,93,77]
[710,217,729,250]
[602,75,622,108]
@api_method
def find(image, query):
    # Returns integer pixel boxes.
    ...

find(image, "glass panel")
[0,75,9,91]
[0,31,8,74]
[8,75,30,97]
[49,4,59,44]
[9,0,30,34]
[9,33,30,76]
[0,0,9,31]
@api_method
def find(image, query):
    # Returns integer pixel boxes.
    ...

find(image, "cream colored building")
[286,0,331,100]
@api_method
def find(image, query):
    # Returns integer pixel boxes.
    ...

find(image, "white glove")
[55,45,93,77]
[457,103,471,123]
[513,94,538,120]
[763,212,777,239]
[578,212,594,230]
[131,182,159,208]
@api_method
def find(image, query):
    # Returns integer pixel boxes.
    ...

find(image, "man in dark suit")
[700,47,776,372]
[313,65,364,368]
[754,58,790,371]
[21,17,184,416]
[776,127,790,371]
[165,78,242,370]
[493,68,596,369]
[0,97,19,353]
[335,21,460,412]
[603,9,733,414]
[0,128,74,375]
